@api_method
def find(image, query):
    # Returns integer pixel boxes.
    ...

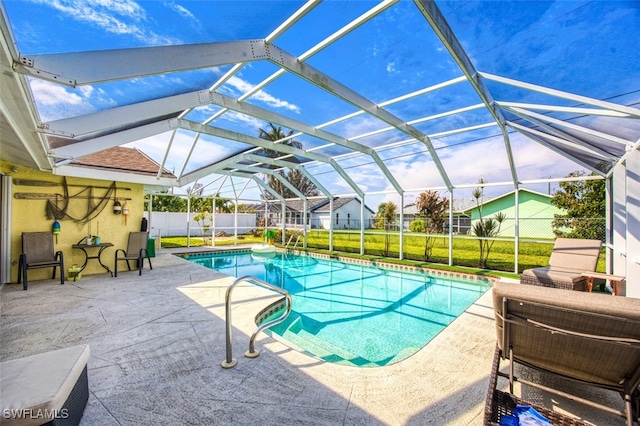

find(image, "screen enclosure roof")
[1,0,639,203]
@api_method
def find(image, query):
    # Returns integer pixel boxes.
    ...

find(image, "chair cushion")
[493,281,640,389]
[547,238,601,271]
[521,266,585,284]
[1,345,90,426]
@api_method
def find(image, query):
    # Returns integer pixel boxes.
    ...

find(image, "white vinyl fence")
[143,212,257,238]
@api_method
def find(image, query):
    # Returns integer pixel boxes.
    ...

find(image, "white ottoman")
[1,345,90,426]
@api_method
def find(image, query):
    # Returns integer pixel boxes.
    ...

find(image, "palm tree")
[257,123,319,199]
[471,179,506,268]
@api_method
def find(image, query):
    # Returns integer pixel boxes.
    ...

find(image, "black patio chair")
[114,232,152,277]
[18,231,64,290]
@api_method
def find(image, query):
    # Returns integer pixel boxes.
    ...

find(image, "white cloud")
[162,1,204,33]
[223,110,266,131]
[30,0,179,45]
[163,1,196,21]
[78,86,94,98]
[226,76,301,113]
[30,79,83,106]
[29,79,94,121]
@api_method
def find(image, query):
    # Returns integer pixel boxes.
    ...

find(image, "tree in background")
[257,123,319,199]
[414,190,449,261]
[150,194,186,212]
[471,179,506,269]
[148,192,232,214]
[551,171,605,240]
[373,202,397,256]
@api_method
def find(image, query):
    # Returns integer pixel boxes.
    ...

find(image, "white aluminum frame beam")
[265,43,451,191]
[482,73,640,119]
[41,86,385,195]
[507,120,615,162]
[504,106,636,148]
[413,0,519,188]
[176,119,364,197]
[507,121,607,176]
[495,102,634,118]
[14,40,272,87]
[205,92,405,194]
[242,154,333,198]
[230,164,306,201]
[222,171,285,202]
[52,119,178,160]
[40,90,220,138]
[21,39,443,192]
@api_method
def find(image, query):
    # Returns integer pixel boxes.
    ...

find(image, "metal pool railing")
[221,275,292,369]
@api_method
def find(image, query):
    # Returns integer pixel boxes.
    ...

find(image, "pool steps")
[263,311,381,367]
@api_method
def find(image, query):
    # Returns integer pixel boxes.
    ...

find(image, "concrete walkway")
[0,248,625,425]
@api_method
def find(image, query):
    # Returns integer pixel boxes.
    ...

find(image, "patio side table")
[581,271,625,295]
[72,242,114,278]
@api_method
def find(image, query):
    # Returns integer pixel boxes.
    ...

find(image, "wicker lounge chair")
[520,238,602,291]
[114,231,152,277]
[18,231,64,290]
[485,280,640,426]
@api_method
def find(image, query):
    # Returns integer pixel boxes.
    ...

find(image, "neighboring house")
[402,198,479,234]
[255,197,374,230]
[464,189,564,239]
[313,197,375,230]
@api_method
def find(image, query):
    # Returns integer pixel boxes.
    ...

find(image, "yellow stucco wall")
[3,161,146,283]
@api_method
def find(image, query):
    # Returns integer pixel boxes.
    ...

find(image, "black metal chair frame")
[18,231,64,290]
[114,232,152,277]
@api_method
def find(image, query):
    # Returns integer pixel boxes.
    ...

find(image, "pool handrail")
[286,234,301,253]
[284,234,295,251]
[221,275,292,369]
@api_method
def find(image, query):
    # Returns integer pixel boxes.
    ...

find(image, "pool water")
[188,251,491,367]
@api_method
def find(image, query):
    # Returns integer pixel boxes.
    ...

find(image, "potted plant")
[265,229,276,246]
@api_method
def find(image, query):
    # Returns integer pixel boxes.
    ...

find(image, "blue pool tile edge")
[174,248,498,284]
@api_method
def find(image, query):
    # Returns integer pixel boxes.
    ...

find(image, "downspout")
[234,200,238,245]
[329,197,334,252]
[399,192,404,260]
[303,198,308,249]
[281,200,286,245]
[360,195,365,255]
[449,189,453,266]
[212,194,217,247]
[514,188,520,274]
[187,195,191,248]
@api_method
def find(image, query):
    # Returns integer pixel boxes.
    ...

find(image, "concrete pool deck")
[0,247,626,425]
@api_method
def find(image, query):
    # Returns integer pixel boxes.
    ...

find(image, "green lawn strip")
[288,247,520,280]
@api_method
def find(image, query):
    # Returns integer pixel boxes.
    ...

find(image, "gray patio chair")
[114,231,152,277]
[520,238,602,291]
[18,231,64,290]
[485,280,640,426]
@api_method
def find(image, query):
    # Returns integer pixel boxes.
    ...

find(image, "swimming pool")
[188,251,491,367]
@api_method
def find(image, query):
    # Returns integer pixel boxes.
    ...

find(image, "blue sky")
[3,0,639,207]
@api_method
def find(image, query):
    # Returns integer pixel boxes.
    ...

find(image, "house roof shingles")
[72,146,176,179]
